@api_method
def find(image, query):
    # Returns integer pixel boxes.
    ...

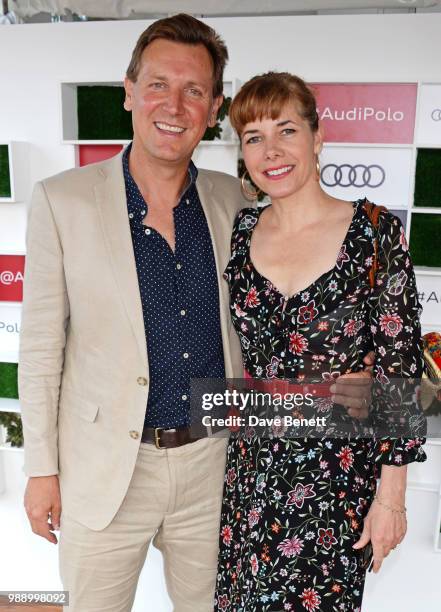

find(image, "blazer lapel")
[94,153,148,370]
[197,172,235,377]
[197,171,232,318]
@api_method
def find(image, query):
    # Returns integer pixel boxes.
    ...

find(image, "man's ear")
[123,76,134,111]
[208,95,224,128]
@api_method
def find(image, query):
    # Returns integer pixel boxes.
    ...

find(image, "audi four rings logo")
[431,109,441,121]
[320,164,386,188]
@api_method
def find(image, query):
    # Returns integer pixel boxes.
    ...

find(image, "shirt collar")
[122,142,198,215]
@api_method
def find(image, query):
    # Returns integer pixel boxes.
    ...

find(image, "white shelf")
[0,349,19,363]
[198,140,239,146]
[0,249,26,256]
[422,324,441,335]
[407,481,439,493]
[0,142,29,203]
[324,142,414,149]
[0,398,20,414]
[0,443,23,453]
[411,207,441,214]
[427,439,441,446]
[65,140,129,146]
[416,266,441,277]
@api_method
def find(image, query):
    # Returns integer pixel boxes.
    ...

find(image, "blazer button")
[137,377,148,386]
[129,430,140,440]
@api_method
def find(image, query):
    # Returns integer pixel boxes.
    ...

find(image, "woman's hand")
[353,464,408,573]
[353,497,407,573]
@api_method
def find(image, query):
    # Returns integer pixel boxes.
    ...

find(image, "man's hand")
[330,350,375,418]
[24,475,61,544]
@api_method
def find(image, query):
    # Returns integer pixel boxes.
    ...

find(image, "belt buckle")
[154,427,164,449]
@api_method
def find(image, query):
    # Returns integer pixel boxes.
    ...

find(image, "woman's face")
[241,102,322,201]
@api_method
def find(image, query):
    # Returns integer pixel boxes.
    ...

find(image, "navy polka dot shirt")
[123,145,225,429]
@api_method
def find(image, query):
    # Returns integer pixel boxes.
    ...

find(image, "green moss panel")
[409,213,441,267]
[0,362,18,399]
[0,144,11,198]
[414,149,441,208]
[77,86,133,140]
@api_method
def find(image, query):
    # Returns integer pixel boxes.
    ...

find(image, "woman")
[214,73,426,612]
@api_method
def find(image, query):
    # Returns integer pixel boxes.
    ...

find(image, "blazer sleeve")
[18,181,70,477]
[367,211,426,467]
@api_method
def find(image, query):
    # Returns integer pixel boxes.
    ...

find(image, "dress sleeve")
[223,207,257,284]
[367,211,426,467]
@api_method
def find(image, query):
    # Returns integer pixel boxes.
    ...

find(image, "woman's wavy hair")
[229,72,319,137]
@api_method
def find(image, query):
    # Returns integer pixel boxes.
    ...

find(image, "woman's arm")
[354,209,426,572]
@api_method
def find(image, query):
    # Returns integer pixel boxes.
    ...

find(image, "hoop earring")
[316,157,321,181]
[241,172,259,201]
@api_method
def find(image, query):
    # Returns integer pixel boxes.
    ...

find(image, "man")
[19,14,373,612]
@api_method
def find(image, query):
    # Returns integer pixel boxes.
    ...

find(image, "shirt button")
[128,213,134,219]
[129,430,139,440]
[145,229,151,235]
[180,309,186,316]
[182,394,188,401]
[176,263,182,270]
[141,210,146,215]
[137,377,148,386]
[183,352,189,359]
[186,198,190,205]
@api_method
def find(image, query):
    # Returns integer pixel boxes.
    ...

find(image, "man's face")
[124,39,223,167]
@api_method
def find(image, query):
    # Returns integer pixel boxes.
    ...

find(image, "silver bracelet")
[374,495,407,515]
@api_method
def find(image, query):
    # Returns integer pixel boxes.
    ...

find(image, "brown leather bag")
[362,199,387,289]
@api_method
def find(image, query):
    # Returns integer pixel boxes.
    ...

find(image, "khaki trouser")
[59,437,228,612]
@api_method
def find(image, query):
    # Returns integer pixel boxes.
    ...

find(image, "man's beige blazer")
[18,151,248,530]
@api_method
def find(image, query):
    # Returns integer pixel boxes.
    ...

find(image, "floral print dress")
[214,199,426,612]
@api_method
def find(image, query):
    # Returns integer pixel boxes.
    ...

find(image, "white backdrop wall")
[0,13,441,611]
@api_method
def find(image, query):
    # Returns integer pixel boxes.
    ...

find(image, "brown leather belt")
[141,426,200,449]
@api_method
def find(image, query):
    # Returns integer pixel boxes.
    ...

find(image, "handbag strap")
[362,200,387,288]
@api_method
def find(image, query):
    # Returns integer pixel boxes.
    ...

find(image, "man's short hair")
[126,13,228,98]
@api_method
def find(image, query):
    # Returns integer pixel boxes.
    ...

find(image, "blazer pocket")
[61,389,99,423]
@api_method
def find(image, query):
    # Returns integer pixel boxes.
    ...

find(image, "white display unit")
[0,302,20,363]
[60,79,240,144]
[60,79,241,175]
[318,82,441,335]
[60,81,128,144]
[412,83,441,334]
[0,142,29,203]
